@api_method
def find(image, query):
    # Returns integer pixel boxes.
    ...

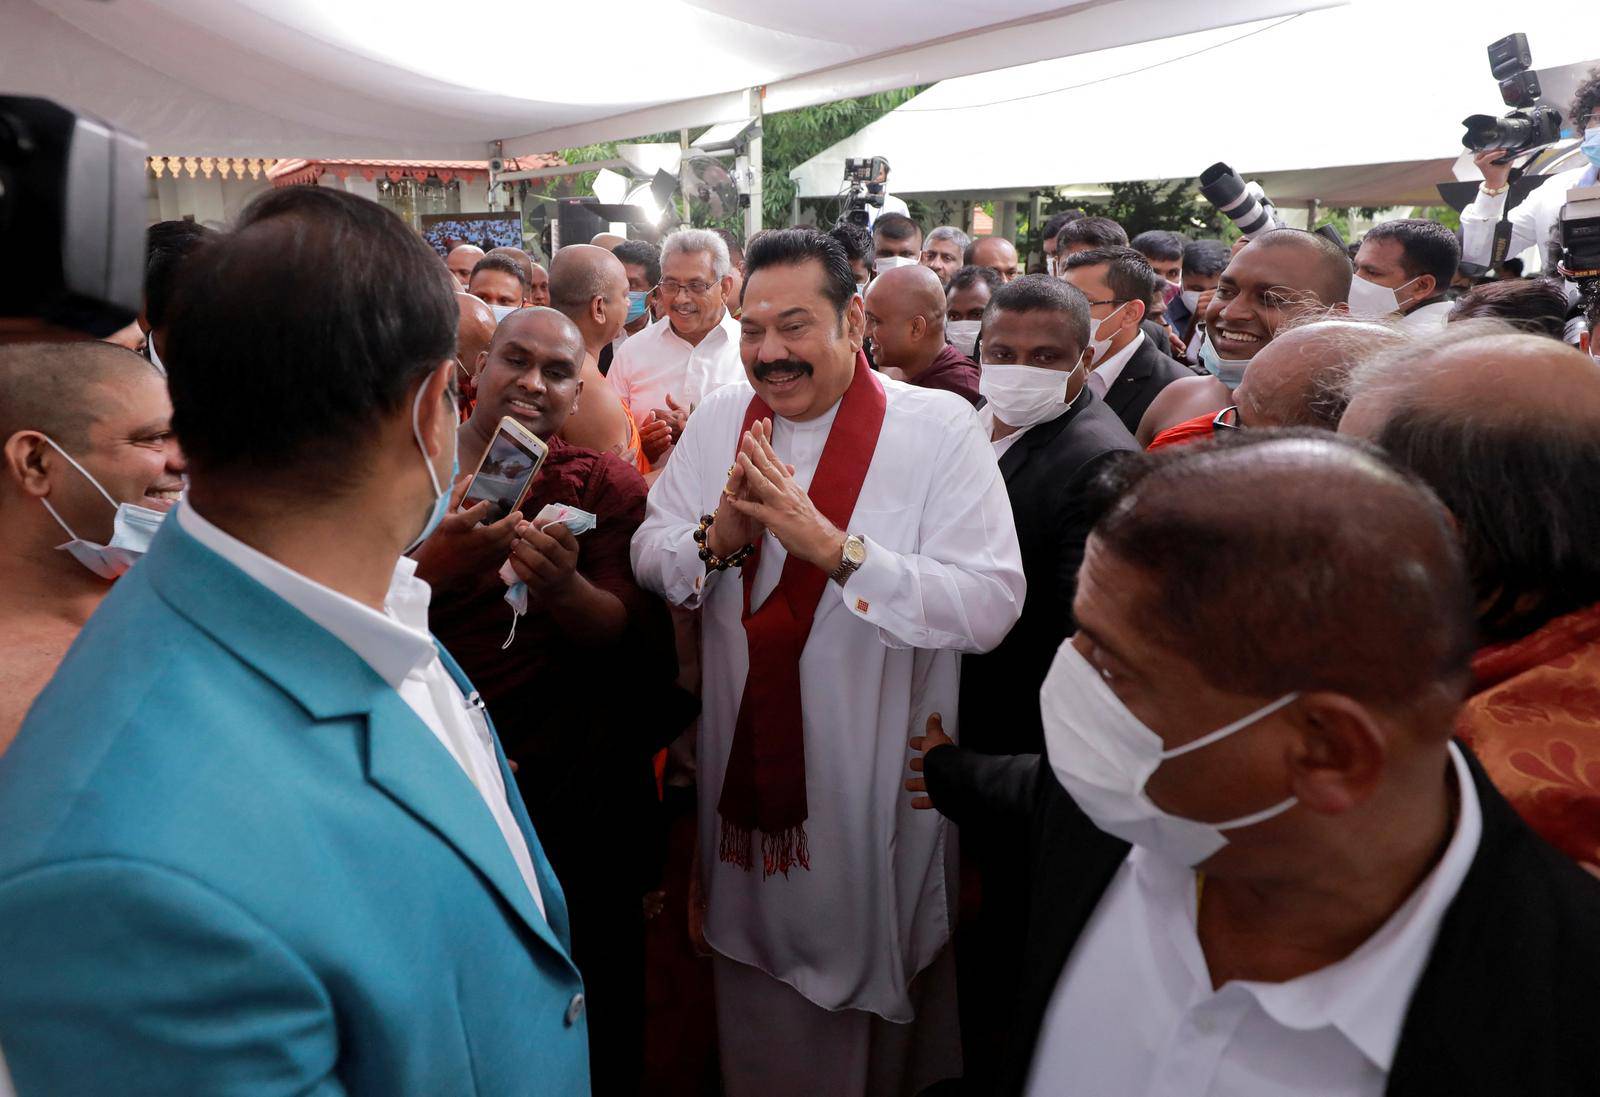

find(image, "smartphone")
[461,416,549,524]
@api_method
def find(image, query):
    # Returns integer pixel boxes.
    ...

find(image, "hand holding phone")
[461,417,549,525]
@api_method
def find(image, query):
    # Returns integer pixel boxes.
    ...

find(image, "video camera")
[0,96,146,338]
[839,156,889,229]
[1461,33,1564,158]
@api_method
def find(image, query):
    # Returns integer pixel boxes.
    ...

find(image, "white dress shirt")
[1024,743,1481,1097]
[1460,162,1595,272]
[1395,299,1454,334]
[978,388,1086,461]
[1090,328,1147,394]
[632,375,1024,1020]
[175,503,545,918]
[607,309,746,426]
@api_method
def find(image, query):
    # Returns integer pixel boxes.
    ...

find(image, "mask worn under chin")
[947,320,981,357]
[978,361,1082,429]
[1041,640,1300,866]
[37,436,169,580]
[1196,330,1251,391]
[405,380,458,555]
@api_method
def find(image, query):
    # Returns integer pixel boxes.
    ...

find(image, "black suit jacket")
[924,745,1600,1097]
[1101,332,1195,436]
[958,393,1137,756]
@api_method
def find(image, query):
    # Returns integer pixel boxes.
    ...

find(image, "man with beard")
[1135,229,1352,445]
[0,342,185,751]
[418,307,679,1095]
[632,228,1025,1097]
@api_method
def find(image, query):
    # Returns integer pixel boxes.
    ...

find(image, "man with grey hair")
[609,227,744,469]
[921,225,970,287]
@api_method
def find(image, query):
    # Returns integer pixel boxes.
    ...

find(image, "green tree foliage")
[1099,179,1224,238]
[759,88,924,227]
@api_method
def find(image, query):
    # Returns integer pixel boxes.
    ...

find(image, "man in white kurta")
[632,228,1025,1097]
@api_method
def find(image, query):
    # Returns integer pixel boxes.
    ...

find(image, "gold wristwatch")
[830,534,867,585]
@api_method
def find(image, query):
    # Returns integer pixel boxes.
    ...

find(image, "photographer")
[1462,67,1600,272]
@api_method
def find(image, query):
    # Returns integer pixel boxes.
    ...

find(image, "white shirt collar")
[175,502,439,689]
[1131,741,1482,1073]
[1091,328,1147,392]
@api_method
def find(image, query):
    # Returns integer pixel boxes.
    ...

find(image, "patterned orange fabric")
[1457,602,1600,868]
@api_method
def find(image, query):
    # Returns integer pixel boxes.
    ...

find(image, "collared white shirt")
[175,503,545,918]
[1395,299,1454,334]
[632,375,1024,1021]
[1090,328,1147,393]
[1024,743,1482,1097]
[978,387,1087,461]
[607,308,745,426]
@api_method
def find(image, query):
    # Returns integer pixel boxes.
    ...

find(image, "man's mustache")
[753,359,815,381]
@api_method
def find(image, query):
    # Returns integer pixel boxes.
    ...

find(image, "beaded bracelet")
[694,512,755,572]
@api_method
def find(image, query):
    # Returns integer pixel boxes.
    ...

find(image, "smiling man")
[1135,229,1352,445]
[632,227,1025,1097]
[0,341,183,751]
[418,306,671,1096]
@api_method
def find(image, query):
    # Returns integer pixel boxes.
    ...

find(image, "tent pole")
[745,88,764,240]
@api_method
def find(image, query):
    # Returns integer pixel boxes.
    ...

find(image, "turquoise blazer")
[0,519,591,1095]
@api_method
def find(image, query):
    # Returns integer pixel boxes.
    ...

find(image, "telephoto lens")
[1199,162,1279,239]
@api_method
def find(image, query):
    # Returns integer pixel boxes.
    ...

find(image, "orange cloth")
[1457,602,1600,868]
[1147,411,1218,451]
[624,406,649,475]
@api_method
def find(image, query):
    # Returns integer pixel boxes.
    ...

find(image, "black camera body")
[1462,33,1565,156]
[840,156,889,229]
[1558,185,1600,289]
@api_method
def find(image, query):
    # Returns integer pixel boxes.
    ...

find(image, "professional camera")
[0,96,146,338]
[1557,184,1600,298]
[839,156,889,229]
[1198,162,1284,240]
[1461,33,1564,157]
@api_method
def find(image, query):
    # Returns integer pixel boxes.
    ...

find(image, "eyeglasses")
[1213,405,1240,431]
[657,279,718,298]
[1084,298,1131,309]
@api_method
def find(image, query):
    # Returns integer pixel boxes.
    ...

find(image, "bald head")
[1090,431,1473,711]
[1341,322,1600,640]
[455,293,497,380]
[864,265,948,372]
[590,233,625,251]
[446,244,485,289]
[0,341,161,449]
[1233,319,1406,430]
[966,236,1020,282]
[549,245,629,353]
[1250,228,1354,306]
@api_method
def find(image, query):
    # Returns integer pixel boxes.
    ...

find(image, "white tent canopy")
[790,0,1599,209]
[5,0,1336,160]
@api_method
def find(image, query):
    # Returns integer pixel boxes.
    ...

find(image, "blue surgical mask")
[1582,125,1600,168]
[405,379,458,554]
[626,290,649,324]
[1196,330,1250,391]
[38,436,170,579]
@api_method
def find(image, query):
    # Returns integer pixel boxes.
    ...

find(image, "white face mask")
[1041,640,1300,866]
[873,255,919,273]
[979,361,1082,429]
[947,319,981,357]
[1196,329,1251,391]
[1346,273,1422,319]
[1179,289,1202,312]
[855,281,869,300]
[1088,302,1131,364]
[37,436,170,580]
[489,303,520,323]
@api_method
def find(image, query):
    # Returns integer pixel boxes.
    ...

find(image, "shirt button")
[564,993,585,1027]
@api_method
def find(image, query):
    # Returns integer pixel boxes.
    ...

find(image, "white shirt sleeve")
[630,392,730,609]
[1459,169,1570,268]
[837,407,1025,654]
[608,340,638,421]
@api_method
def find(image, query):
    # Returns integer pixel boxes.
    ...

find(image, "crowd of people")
[1,68,1599,1097]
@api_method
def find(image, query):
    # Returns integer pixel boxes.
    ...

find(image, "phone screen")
[462,426,545,522]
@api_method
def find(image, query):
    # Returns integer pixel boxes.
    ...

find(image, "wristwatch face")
[844,535,867,567]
